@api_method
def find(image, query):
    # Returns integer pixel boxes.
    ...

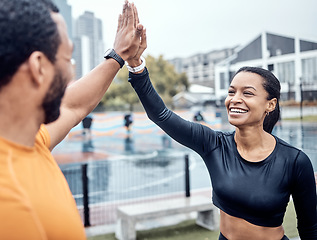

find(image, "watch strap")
[104,48,124,68]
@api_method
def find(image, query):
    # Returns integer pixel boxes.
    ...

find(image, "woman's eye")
[228,90,235,95]
[244,91,253,95]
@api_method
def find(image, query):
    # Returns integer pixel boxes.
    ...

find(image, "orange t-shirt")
[0,125,86,240]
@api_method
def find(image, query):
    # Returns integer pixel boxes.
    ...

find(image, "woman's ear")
[267,98,277,113]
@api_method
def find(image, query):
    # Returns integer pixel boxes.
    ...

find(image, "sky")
[67,0,317,59]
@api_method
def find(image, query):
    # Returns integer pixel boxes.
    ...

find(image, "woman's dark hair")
[0,0,60,89]
[234,66,281,134]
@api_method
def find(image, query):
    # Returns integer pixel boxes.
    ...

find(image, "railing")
[60,152,194,227]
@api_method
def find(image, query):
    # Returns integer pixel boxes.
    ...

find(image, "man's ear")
[267,98,277,113]
[27,51,51,87]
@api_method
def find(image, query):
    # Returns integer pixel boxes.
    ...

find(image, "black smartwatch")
[104,48,124,68]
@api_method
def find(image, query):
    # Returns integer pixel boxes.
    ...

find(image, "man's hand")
[113,1,145,61]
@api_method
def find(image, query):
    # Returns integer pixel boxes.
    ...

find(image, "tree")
[101,55,189,111]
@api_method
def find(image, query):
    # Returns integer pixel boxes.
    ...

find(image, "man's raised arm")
[46,1,145,150]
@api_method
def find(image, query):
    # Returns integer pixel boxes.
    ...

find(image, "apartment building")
[169,48,236,108]
[170,48,237,88]
[215,32,317,103]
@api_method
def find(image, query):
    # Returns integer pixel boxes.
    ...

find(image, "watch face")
[104,48,113,57]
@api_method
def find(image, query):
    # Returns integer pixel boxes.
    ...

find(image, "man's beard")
[42,70,67,124]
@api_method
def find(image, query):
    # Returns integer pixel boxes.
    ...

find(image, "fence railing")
[60,151,193,227]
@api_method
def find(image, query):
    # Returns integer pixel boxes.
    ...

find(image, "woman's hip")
[218,232,289,240]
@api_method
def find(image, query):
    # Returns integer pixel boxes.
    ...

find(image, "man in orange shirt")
[0,0,146,239]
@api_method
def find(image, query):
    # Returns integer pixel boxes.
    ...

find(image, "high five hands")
[114,0,147,64]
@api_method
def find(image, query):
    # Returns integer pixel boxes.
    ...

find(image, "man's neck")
[0,112,41,147]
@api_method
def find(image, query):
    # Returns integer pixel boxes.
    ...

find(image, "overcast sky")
[67,0,317,59]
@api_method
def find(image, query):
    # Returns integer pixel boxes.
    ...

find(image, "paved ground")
[52,111,223,165]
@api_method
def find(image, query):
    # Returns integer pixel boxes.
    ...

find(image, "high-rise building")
[73,11,104,79]
[53,0,73,40]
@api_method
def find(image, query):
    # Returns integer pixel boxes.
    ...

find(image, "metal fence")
[60,151,193,227]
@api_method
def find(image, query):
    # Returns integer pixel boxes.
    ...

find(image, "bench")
[115,195,219,240]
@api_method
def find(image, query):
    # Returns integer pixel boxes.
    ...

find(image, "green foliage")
[283,115,317,122]
[101,55,189,111]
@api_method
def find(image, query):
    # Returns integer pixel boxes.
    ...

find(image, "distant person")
[124,135,135,153]
[125,32,317,239]
[162,134,172,148]
[82,114,93,136]
[82,131,94,153]
[124,113,133,132]
[193,111,205,122]
[0,0,145,239]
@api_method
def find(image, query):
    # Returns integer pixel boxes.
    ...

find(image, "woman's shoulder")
[274,135,311,165]
[212,130,235,146]
[199,126,234,139]
[275,135,299,152]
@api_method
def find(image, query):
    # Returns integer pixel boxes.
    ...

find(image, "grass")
[283,115,317,122]
[88,200,298,240]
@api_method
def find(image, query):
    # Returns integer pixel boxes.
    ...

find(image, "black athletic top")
[129,68,317,239]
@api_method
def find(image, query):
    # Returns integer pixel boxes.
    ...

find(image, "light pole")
[288,82,291,101]
[300,77,303,121]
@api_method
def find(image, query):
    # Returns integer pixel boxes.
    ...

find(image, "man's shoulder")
[35,125,51,149]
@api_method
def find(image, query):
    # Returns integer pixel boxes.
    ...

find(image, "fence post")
[185,154,190,197]
[82,163,90,227]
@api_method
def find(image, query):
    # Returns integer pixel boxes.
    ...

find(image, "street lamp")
[300,77,303,121]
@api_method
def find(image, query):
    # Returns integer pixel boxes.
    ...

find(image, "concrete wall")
[281,106,317,119]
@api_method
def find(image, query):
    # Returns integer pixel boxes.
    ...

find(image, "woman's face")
[224,71,273,129]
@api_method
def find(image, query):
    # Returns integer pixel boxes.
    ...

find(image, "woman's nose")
[230,93,243,103]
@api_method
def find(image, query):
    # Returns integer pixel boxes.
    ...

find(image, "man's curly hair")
[0,0,60,88]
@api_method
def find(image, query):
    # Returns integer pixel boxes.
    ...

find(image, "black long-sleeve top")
[128,68,317,239]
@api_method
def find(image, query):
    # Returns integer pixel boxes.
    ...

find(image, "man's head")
[0,0,74,124]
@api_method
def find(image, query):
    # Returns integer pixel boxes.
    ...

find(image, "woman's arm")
[291,151,317,239]
[128,68,218,156]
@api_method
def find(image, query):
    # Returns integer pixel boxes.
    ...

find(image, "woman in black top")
[125,30,317,240]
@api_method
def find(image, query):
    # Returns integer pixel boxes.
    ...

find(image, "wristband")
[126,56,146,73]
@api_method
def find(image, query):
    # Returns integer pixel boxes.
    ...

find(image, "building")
[169,48,237,88]
[169,48,236,109]
[172,84,216,109]
[215,31,317,103]
[73,11,104,79]
[53,0,73,40]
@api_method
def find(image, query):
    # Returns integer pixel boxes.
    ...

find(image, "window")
[302,57,317,85]
[277,61,295,84]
